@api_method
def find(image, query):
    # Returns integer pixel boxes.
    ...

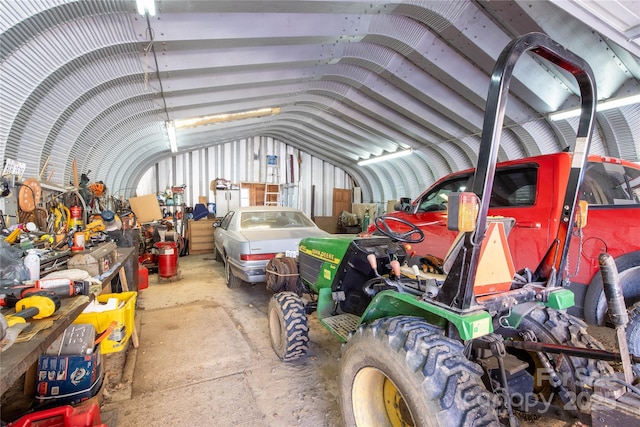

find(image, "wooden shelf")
[188,218,216,254]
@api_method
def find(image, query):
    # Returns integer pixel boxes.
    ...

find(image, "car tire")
[225,255,242,289]
[268,292,309,361]
[214,247,223,263]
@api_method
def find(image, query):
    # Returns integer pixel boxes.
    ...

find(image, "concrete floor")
[101,254,343,426]
[100,253,585,427]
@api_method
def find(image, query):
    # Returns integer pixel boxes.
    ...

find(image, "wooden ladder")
[264,155,282,206]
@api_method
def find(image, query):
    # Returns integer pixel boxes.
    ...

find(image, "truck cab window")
[490,167,538,207]
[582,162,640,205]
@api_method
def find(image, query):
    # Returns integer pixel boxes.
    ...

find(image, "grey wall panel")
[135,137,352,217]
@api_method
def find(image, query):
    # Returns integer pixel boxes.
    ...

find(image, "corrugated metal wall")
[135,136,351,217]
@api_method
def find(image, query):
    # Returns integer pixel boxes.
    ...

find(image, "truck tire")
[224,255,242,289]
[268,292,309,361]
[626,301,640,377]
[501,306,614,407]
[340,316,499,427]
[584,252,640,325]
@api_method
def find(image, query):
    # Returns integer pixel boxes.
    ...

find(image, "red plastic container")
[138,263,149,290]
[156,241,178,278]
[8,402,105,427]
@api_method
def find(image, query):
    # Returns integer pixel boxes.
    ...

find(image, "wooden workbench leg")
[118,268,139,349]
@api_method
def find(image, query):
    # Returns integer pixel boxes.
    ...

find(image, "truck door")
[486,165,549,272]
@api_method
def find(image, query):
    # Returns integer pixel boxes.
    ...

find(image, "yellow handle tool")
[11,295,61,321]
[4,228,21,244]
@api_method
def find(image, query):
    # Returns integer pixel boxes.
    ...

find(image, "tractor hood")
[299,235,357,265]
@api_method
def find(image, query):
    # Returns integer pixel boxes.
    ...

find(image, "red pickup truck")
[383,152,640,324]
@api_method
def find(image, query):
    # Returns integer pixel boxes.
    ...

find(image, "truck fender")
[583,251,640,325]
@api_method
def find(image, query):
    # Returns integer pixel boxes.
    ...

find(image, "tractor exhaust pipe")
[599,253,634,385]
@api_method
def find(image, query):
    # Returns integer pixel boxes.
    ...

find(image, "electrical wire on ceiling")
[144,14,171,123]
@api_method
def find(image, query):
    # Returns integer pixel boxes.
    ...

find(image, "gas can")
[156,241,178,278]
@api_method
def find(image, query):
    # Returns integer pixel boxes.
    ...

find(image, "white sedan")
[213,206,328,288]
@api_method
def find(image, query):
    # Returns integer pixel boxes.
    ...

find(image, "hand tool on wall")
[72,158,79,188]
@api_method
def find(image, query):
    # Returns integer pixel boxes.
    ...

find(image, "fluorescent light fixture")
[136,0,156,16]
[175,107,281,129]
[166,121,177,153]
[549,93,640,121]
[358,149,413,166]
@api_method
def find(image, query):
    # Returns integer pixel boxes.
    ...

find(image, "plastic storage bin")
[73,292,137,354]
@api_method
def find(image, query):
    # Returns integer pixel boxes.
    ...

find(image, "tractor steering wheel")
[374,216,424,243]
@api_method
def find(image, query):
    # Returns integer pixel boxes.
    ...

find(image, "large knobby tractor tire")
[625,301,640,377]
[499,306,614,411]
[340,316,500,427]
[268,292,309,361]
[224,255,242,289]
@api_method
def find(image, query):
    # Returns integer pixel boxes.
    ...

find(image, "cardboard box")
[129,193,162,223]
[352,203,378,223]
[36,347,103,405]
[313,216,338,234]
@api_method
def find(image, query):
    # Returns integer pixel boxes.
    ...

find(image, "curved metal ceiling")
[1,0,639,202]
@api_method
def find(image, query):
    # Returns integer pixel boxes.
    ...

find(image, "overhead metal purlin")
[0,0,638,207]
[142,11,171,124]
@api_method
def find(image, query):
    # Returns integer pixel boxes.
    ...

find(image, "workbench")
[0,246,136,396]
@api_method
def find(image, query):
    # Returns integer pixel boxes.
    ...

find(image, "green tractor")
[266,33,640,427]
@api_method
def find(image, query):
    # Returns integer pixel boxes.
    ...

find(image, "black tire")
[268,292,309,361]
[626,301,640,377]
[214,247,223,262]
[340,316,499,427]
[584,252,640,325]
[224,255,242,289]
[499,306,614,408]
[266,257,287,293]
[281,257,300,293]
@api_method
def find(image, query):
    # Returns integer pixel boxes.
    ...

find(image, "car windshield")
[417,177,469,212]
[240,211,316,229]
